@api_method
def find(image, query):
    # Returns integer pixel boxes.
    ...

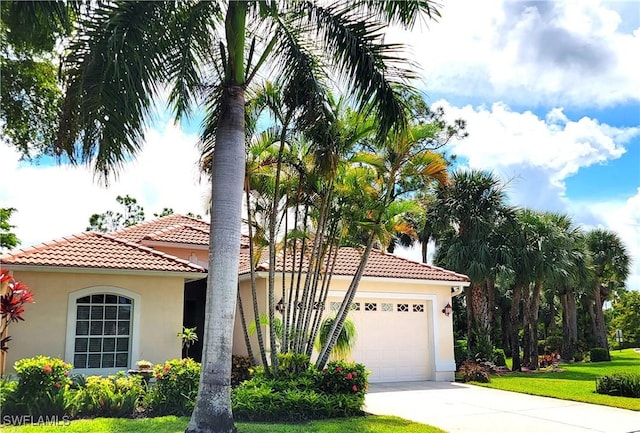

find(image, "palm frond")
[57,1,175,181]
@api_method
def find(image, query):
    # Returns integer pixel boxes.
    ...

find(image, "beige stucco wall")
[151,246,208,267]
[4,269,185,375]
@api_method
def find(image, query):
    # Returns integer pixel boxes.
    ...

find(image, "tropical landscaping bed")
[469,348,640,411]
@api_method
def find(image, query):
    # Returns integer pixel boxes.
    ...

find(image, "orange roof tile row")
[1,215,469,282]
[1,231,205,273]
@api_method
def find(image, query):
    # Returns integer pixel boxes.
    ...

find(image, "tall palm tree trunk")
[467,282,492,360]
[526,280,543,369]
[560,290,578,361]
[591,281,609,353]
[186,84,245,433]
[509,284,523,371]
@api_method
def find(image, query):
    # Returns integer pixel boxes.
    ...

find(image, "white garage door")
[327,297,434,383]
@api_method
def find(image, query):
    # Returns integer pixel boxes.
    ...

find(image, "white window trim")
[65,286,141,376]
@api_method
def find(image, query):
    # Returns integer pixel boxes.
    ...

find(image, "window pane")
[103,321,116,335]
[116,338,129,352]
[76,321,89,335]
[117,322,130,335]
[90,321,103,335]
[118,306,131,319]
[105,295,118,304]
[118,297,131,305]
[91,294,104,303]
[90,306,103,320]
[74,354,87,368]
[77,296,90,304]
[88,354,101,368]
[115,353,129,367]
[89,338,102,352]
[102,353,114,368]
[75,338,88,352]
[104,306,117,320]
[77,306,90,320]
[103,338,115,352]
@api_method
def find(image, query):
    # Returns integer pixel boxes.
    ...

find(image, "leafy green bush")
[232,383,363,421]
[458,360,490,383]
[231,355,253,387]
[278,352,310,375]
[73,373,145,418]
[146,358,200,416]
[596,373,640,398]
[454,339,468,369]
[590,347,610,362]
[492,348,507,367]
[316,360,368,395]
[0,377,18,413]
[546,335,563,354]
[11,356,73,416]
[232,361,367,422]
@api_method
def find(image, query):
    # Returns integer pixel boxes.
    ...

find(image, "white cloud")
[389,0,640,107]
[0,121,209,248]
[434,100,638,195]
[572,189,640,291]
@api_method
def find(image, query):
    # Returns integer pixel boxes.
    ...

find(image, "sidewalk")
[365,381,640,433]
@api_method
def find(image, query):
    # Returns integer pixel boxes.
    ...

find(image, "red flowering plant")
[1,273,35,352]
[316,360,368,395]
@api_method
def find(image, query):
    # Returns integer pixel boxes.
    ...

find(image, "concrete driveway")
[365,381,640,433]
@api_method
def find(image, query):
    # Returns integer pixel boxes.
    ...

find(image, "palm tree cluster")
[228,86,462,375]
[429,170,630,370]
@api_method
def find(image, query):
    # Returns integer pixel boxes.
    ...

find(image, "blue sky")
[1,0,639,289]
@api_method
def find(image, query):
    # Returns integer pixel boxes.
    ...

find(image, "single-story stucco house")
[0,214,469,382]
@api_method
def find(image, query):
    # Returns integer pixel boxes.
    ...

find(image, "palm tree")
[53,3,443,431]
[432,170,508,360]
[585,229,630,355]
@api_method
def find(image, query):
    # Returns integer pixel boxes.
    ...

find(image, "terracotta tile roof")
[142,224,210,246]
[113,214,210,243]
[241,246,469,283]
[115,214,250,247]
[332,247,469,282]
[0,232,206,273]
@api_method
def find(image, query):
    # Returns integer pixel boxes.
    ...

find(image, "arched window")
[66,287,140,374]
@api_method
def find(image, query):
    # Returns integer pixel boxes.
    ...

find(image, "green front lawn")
[1,415,446,433]
[474,348,640,410]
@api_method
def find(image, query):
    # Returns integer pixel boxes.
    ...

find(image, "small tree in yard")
[0,273,34,376]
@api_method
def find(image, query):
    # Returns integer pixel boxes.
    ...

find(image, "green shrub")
[573,351,585,362]
[146,358,200,416]
[316,360,368,395]
[590,347,610,362]
[492,348,507,367]
[458,360,490,383]
[546,335,563,354]
[454,339,468,369]
[278,352,310,375]
[231,355,253,387]
[0,377,18,414]
[11,356,73,416]
[596,373,640,398]
[232,384,364,422]
[73,373,145,418]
